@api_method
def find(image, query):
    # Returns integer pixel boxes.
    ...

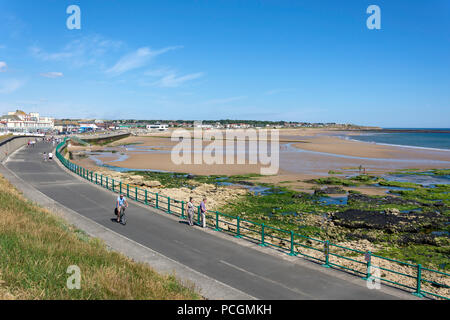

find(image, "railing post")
[90,171,93,182]
[95,173,98,184]
[112,179,115,192]
[363,251,372,280]
[106,177,109,189]
[127,184,129,197]
[215,211,220,231]
[322,241,330,267]
[135,187,138,201]
[181,201,185,219]
[412,264,424,298]
[289,230,297,256]
[119,182,122,194]
[100,175,103,186]
[259,223,267,247]
[145,190,148,205]
[156,193,159,209]
[235,216,242,238]
[197,206,201,225]
[168,197,171,213]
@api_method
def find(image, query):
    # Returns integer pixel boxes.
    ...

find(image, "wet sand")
[68,129,450,179]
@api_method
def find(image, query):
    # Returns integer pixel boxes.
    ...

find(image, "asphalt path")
[5,141,403,300]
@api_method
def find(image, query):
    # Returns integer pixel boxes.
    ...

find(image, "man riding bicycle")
[116,194,128,225]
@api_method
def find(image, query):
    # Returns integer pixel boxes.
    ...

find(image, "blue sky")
[0,0,449,127]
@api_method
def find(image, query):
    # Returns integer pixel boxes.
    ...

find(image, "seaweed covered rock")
[332,209,445,234]
[347,193,418,206]
[314,186,346,195]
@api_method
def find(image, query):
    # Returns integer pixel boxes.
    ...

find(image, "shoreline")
[342,136,450,152]
[68,129,450,178]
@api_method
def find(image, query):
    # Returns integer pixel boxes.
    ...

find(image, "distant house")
[146,124,169,131]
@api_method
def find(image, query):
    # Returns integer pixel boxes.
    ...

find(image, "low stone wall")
[0,136,36,162]
[75,132,131,145]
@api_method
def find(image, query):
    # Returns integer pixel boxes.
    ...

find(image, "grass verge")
[0,174,201,300]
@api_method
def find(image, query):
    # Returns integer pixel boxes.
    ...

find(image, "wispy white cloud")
[106,46,182,76]
[40,72,64,78]
[142,67,204,88]
[144,67,174,77]
[0,61,7,72]
[30,35,123,68]
[153,72,204,88]
[30,46,73,61]
[204,96,247,105]
[0,79,26,94]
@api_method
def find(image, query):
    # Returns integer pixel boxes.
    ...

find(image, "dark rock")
[314,186,346,195]
[397,234,438,246]
[292,193,311,199]
[347,193,418,206]
[332,209,445,233]
[236,180,255,186]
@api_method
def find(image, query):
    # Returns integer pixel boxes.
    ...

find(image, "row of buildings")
[1,110,361,134]
[0,111,169,134]
[0,110,55,133]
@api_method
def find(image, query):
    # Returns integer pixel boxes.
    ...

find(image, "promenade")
[3,141,409,300]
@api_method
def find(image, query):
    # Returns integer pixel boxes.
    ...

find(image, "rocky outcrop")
[331,209,446,234]
[347,193,418,206]
[314,186,346,195]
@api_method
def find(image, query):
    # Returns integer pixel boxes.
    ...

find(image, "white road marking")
[173,239,204,254]
[219,259,315,299]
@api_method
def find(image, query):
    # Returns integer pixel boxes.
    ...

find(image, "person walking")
[116,194,128,225]
[187,197,195,226]
[200,197,207,228]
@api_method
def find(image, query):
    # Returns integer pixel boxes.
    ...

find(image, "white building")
[146,124,169,131]
[194,124,213,129]
[1,110,54,132]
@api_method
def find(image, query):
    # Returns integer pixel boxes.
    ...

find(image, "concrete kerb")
[54,144,418,300]
[1,146,254,300]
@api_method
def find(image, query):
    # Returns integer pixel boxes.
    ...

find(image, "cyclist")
[116,194,128,225]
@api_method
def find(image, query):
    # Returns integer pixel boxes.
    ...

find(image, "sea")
[345,129,450,151]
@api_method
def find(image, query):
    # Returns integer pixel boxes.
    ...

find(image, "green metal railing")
[55,138,450,300]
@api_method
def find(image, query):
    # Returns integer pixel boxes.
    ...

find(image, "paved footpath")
[4,141,411,300]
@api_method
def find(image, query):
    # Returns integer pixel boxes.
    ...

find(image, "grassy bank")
[0,175,201,300]
[0,134,13,142]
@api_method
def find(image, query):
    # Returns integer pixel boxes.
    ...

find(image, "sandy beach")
[68,129,450,180]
